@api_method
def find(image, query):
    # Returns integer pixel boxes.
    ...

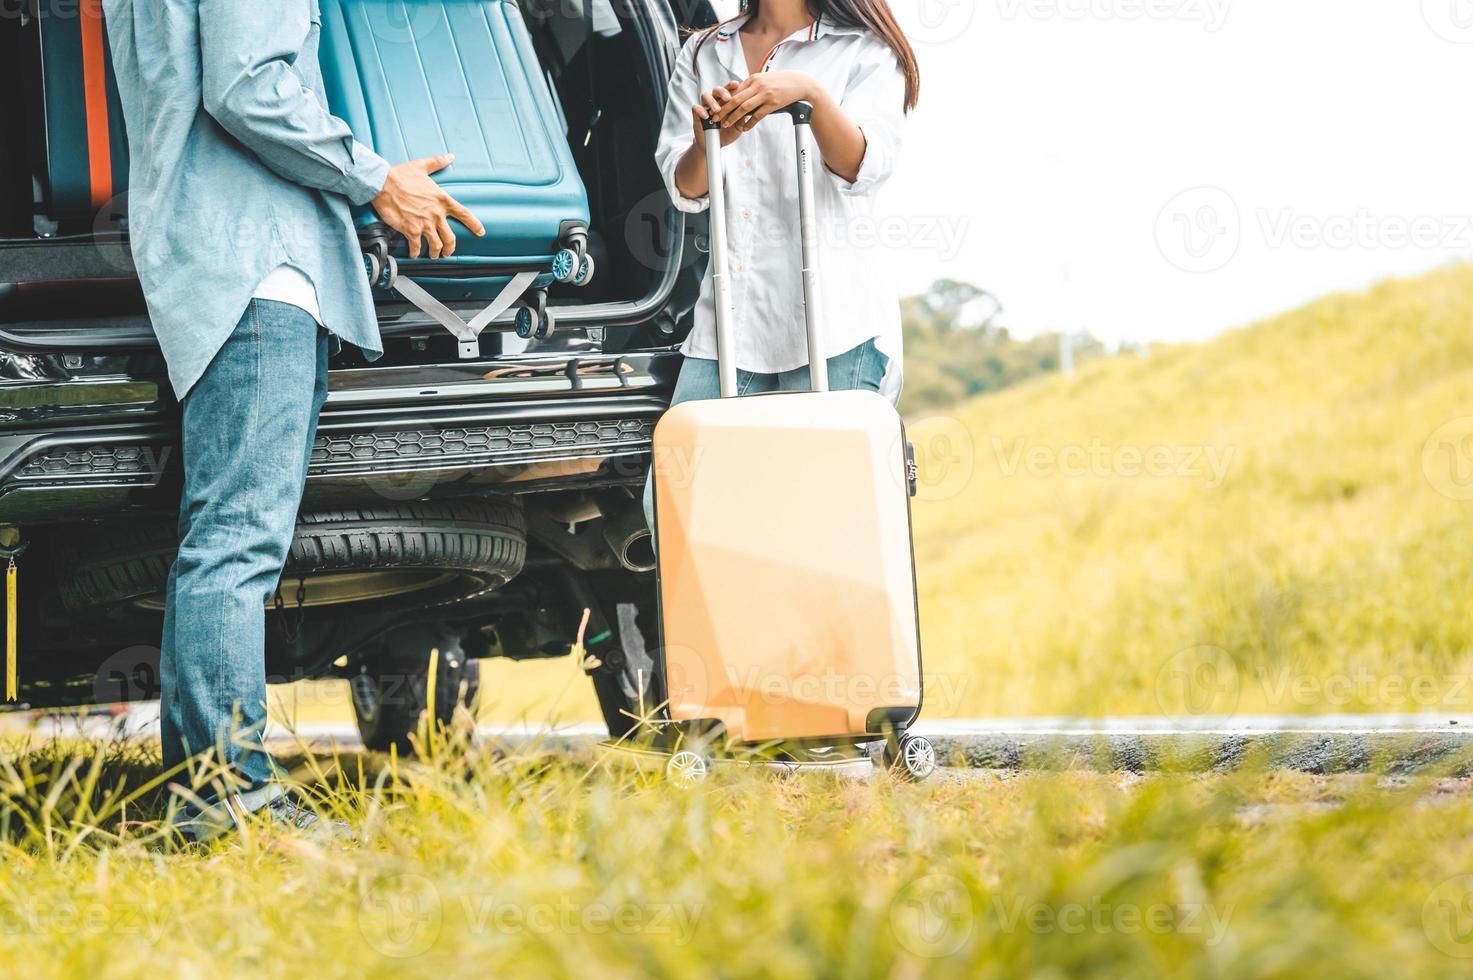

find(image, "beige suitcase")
[651,104,932,781]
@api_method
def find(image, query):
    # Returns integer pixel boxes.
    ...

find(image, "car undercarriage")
[0,0,719,748]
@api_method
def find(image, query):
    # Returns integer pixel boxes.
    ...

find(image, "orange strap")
[6,558,16,702]
[79,1,113,211]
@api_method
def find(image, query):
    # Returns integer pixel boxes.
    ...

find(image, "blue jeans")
[161,300,329,791]
[643,338,889,533]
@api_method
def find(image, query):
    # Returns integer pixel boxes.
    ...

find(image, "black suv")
[0,0,715,749]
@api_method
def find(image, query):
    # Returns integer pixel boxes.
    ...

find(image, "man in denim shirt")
[103,0,484,838]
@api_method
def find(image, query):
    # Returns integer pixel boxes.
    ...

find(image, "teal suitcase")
[317,0,595,352]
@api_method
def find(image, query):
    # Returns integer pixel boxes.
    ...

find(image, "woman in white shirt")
[654,0,919,404]
[645,0,919,529]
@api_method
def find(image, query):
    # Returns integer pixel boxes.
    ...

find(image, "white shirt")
[655,15,908,401]
[252,265,323,326]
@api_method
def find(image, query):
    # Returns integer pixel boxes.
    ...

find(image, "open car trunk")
[0,0,699,359]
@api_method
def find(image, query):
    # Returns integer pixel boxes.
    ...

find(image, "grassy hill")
[912,262,1473,718]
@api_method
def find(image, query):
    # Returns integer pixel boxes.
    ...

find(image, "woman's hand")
[692,88,744,147]
[711,70,819,133]
[674,88,745,201]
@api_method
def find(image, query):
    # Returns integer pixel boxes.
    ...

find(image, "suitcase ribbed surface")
[318,0,590,257]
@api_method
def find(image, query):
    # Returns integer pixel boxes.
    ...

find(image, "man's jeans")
[643,338,889,534]
[161,300,328,790]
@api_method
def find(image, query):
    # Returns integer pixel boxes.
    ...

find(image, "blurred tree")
[898,279,1107,415]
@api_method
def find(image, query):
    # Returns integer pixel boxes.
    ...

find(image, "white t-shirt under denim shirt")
[655,15,908,403]
[253,265,323,325]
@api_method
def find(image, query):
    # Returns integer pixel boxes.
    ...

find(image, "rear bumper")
[0,350,679,524]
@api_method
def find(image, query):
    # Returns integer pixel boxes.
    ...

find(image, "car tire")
[51,499,526,616]
[350,624,481,754]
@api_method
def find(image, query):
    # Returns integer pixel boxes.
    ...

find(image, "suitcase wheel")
[572,253,596,288]
[665,749,712,788]
[363,251,397,291]
[514,307,556,341]
[515,306,535,338]
[552,247,579,284]
[514,292,555,340]
[878,733,937,782]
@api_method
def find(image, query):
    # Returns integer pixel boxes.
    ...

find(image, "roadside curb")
[21,712,1473,775]
[922,723,1473,775]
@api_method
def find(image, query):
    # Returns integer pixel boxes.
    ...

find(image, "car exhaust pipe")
[600,503,656,573]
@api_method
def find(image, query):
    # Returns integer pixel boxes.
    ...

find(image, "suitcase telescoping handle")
[701,101,828,398]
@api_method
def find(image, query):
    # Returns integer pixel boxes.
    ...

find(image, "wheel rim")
[574,254,596,287]
[267,570,462,608]
[903,738,937,779]
[552,248,577,283]
[134,569,499,613]
[667,750,709,786]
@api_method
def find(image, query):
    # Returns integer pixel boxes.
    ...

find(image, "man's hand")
[371,155,486,260]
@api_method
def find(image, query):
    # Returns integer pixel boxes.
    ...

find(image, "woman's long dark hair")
[694,0,921,113]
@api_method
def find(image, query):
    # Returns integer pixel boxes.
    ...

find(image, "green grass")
[12,268,1473,976]
[5,736,1473,977]
[909,262,1473,719]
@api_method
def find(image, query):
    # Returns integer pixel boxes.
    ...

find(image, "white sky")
[714,0,1473,344]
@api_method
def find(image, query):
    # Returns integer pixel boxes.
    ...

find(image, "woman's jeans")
[643,338,889,535]
[160,299,329,793]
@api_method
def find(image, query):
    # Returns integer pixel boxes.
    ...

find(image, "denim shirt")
[103,0,391,398]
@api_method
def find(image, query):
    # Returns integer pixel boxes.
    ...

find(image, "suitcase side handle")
[701,101,827,398]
